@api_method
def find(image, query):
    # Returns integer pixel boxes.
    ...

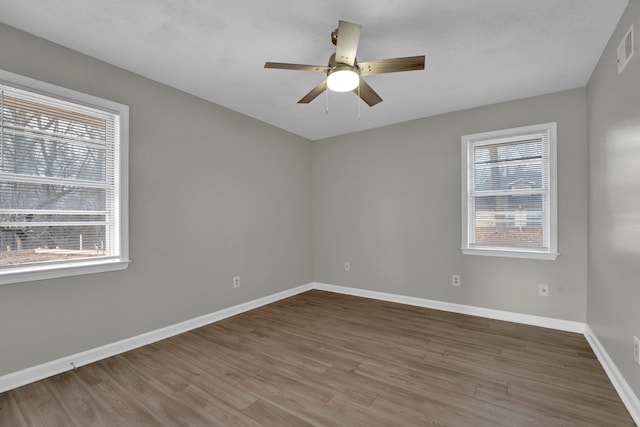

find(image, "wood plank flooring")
[0,290,635,426]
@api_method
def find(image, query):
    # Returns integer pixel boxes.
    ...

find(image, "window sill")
[0,258,131,286]
[462,248,558,260]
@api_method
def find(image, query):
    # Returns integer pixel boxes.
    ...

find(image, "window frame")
[461,122,558,260]
[0,70,130,285]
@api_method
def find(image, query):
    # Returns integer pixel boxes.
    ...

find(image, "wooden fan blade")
[298,79,328,104]
[353,79,383,107]
[264,62,330,72]
[335,20,362,66]
[358,55,425,76]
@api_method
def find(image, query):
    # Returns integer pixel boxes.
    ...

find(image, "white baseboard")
[3,280,638,427]
[584,325,640,425]
[0,283,313,394]
[314,282,639,424]
[312,282,585,333]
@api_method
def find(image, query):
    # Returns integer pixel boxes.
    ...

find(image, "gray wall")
[587,0,640,396]
[313,88,588,321]
[3,4,637,398]
[0,23,312,376]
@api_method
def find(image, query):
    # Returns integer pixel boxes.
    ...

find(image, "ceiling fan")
[264,20,425,107]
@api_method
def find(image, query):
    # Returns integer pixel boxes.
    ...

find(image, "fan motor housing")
[327,53,360,72]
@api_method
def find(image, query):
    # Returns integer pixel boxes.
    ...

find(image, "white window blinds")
[0,82,121,269]
[461,123,557,260]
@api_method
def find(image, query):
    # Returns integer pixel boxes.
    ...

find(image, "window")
[0,70,129,285]
[461,122,557,260]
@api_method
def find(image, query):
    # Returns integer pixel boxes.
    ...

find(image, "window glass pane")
[473,194,544,249]
[1,132,107,181]
[0,224,106,266]
[474,140,543,192]
[474,139,542,162]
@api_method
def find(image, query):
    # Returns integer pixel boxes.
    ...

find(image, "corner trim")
[584,325,640,425]
[312,282,585,333]
[0,283,313,393]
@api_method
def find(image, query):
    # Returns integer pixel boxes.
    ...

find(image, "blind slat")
[0,172,113,189]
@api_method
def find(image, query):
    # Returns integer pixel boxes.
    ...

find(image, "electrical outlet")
[451,274,460,286]
[344,262,350,272]
[539,284,549,297]
[233,276,240,289]
[634,336,640,365]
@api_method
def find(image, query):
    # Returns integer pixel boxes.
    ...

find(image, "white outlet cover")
[452,275,461,286]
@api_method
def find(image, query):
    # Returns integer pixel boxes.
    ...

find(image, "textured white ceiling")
[0,0,629,140]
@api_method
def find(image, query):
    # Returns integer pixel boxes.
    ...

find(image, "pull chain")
[325,87,329,115]
[357,84,361,121]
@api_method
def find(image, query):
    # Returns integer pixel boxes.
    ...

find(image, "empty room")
[0,0,639,425]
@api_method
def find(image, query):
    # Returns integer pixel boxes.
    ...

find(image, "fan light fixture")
[327,66,359,92]
[264,19,426,106]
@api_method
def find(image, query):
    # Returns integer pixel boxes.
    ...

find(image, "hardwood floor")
[0,290,635,426]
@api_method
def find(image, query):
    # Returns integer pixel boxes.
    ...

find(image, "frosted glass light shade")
[327,69,359,92]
